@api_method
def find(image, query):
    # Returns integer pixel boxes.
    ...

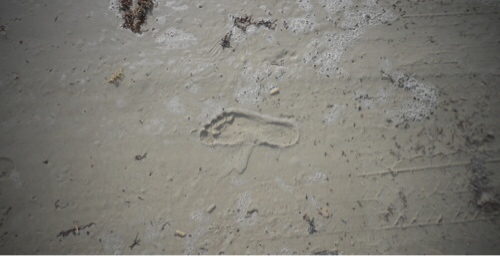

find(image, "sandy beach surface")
[0,0,499,254]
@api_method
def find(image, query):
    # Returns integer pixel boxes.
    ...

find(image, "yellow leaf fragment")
[318,207,330,218]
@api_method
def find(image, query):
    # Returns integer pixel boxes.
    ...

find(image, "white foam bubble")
[234,85,262,106]
[296,0,313,11]
[323,104,345,126]
[236,192,257,227]
[230,27,248,44]
[382,68,438,126]
[154,28,197,50]
[115,98,126,108]
[231,176,247,186]
[143,222,160,243]
[317,0,344,13]
[144,118,165,135]
[10,170,22,188]
[198,99,227,123]
[99,232,124,255]
[275,177,293,193]
[287,14,316,35]
[353,89,389,110]
[280,247,292,254]
[128,58,164,70]
[166,96,185,114]
[307,172,329,183]
[185,210,210,254]
[183,81,200,94]
[304,0,396,77]
[190,210,205,223]
[165,1,188,11]
[155,15,167,25]
[396,76,438,123]
[108,0,122,17]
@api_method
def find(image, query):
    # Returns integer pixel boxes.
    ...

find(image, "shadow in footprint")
[199,108,300,175]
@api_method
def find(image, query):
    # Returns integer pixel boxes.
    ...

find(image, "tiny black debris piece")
[220,31,232,49]
[313,250,339,255]
[303,214,317,234]
[161,221,170,231]
[135,152,147,161]
[57,222,95,238]
[221,15,277,49]
[234,15,252,31]
[245,208,258,218]
[233,15,277,32]
[54,200,68,210]
[255,19,277,30]
[129,233,140,250]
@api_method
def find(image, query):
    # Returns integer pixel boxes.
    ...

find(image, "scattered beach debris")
[245,208,258,218]
[269,87,279,95]
[119,0,154,34]
[134,152,147,161]
[57,222,95,238]
[303,214,317,234]
[317,207,330,218]
[313,249,339,255]
[207,204,216,213]
[54,199,69,210]
[106,67,124,84]
[129,233,140,250]
[469,156,500,213]
[220,31,232,49]
[234,15,277,32]
[220,15,277,49]
[174,229,187,238]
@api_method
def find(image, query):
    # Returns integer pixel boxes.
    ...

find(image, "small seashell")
[269,87,279,95]
[317,207,330,218]
[175,230,187,238]
[207,204,216,213]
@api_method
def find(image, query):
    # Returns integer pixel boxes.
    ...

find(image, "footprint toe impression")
[199,108,300,148]
[199,108,300,175]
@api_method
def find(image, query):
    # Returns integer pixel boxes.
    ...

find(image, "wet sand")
[0,0,499,254]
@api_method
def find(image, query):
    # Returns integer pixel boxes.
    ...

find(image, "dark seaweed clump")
[220,15,277,49]
[120,0,154,34]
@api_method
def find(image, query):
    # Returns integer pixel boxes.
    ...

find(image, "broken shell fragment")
[175,230,187,238]
[318,207,330,218]
[269,88,279,95]
[207,204,216,213]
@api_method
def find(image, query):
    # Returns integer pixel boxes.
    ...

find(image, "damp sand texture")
[199,108,300,148]
[0,0,499,254]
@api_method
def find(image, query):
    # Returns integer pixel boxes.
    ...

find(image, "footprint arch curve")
[199,108,300,148]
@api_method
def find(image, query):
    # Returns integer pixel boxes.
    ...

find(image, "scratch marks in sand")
[199,108,300,174]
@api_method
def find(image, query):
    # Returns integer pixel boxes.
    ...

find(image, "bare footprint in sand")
[199,108,300,174]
